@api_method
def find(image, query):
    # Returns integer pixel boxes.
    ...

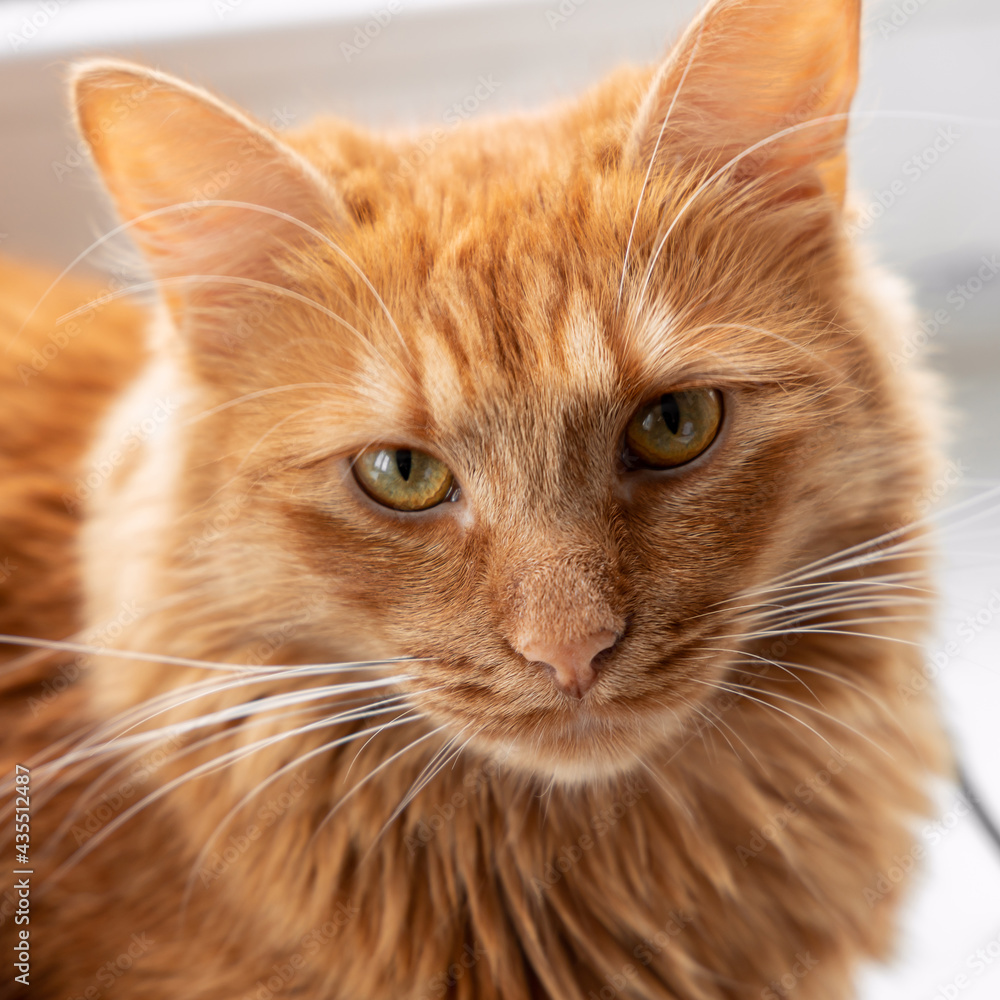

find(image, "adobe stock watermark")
[855,454,971,592]
[391,76,501,181]
[241,904,359,1000]
[682,653,792,752]
[422,942,488,999]
[851,459,969,585]
[198,773,317,885]
[891,255,1000,371]
[545,0,587,29]
[403,756,503,855]
[61,396,179,513]
[26,600,143,717]
[341,2,402,62]
[582,961,638,1000]
[6,0,70,54]
[53,93,296,182]
[761,951,820,999]
[571,910,694,1000]
[740,82,831,177]
[69,734,185,846]
[227,596,328,673]
[900,586,1000,703]
[52,78,159,181]
[632,910,693,968]
[238,619,302,670]
[188,477,323,563]
[862,797,971,906]
[221,287,282,353]
[874,0,932,40]
[930,925,1000,1000]
[213,0,244,18]
[530,776,649,892]
[66,933,155,1000]
[846,126,960,241]
[17,265,143,384]
[175,107,299,224]
[736,748,855,866]
[911,459,969,518]
[187,490,252,559]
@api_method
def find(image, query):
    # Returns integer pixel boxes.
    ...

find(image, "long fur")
[0,2,949,997]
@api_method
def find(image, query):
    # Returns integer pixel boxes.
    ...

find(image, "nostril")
[515,629,619,698]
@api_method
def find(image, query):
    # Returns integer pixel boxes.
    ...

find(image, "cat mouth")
[393,637,729,780]
[492,710,680,782]
[409,681,694,782]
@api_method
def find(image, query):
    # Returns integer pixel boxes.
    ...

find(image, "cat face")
[75,0,931,781]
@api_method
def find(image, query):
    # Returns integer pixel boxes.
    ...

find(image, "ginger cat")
[0,1,947,997]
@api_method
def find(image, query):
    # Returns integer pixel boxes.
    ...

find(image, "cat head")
[74,0,932,783]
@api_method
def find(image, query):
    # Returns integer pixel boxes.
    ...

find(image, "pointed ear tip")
[69,58,155,116]
[698,0,861,33]
[70,57,151,90]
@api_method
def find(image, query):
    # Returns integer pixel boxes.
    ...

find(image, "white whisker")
[45,710,421,888]
[616,13,706,309]
[7,199,408,356]
[183,697,425,904]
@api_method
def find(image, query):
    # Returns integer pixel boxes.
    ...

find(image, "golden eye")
[352,447,456,511]
[624,389,722,469]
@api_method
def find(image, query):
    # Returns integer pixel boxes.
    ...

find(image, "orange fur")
[1,2,948,997]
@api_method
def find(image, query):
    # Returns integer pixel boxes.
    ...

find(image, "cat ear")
[71,60,341,289]
[628,0,860,203]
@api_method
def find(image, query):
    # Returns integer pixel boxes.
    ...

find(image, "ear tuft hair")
[628,0,860,204]
[71,59,342,284]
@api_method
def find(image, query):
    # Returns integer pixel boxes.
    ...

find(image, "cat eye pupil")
[625,388,722,470]
[660,394,681,434]
[352,445,455,512]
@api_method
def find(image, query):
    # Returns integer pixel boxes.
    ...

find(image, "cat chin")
[458,710,682,786]
[499,749,647,786]
[487,740,657,786]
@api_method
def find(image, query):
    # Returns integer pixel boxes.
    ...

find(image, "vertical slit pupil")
[395,449,412,481]
[660,394,681,434]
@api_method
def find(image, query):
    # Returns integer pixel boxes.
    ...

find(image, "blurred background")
[1,0,997,995]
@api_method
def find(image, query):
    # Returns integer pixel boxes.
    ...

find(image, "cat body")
[1,1,948,997]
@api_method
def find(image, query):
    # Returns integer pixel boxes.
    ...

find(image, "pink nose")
[516,630,618,699]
